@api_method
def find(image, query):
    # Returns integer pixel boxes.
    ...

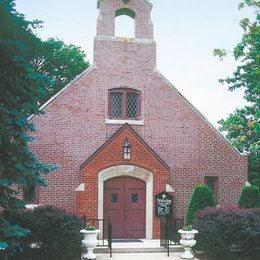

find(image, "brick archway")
[98,165,153,238]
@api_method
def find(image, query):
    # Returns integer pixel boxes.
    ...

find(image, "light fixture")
[123,138,131,160]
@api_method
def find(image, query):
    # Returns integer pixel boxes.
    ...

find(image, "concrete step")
[94,239,183,254]
[95,245,183,254]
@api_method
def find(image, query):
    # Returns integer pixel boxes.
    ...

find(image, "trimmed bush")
[6,206,83,260]
[238,186,260,208]
[257,196,260,208]
[186,185,216,225]
[193,207,260,260]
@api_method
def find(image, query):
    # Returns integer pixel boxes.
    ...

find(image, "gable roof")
[80,123,170,170]
[155,69,245,157]
[28,65,244,158]
[28,65,95,122]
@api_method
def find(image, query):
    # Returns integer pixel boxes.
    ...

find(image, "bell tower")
[94,0,156,72]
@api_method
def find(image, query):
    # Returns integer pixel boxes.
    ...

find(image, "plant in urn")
[80,224,100,259]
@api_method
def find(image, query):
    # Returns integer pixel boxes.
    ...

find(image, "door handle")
[125,208,128,218]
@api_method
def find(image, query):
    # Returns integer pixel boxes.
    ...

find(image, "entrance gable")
[77,124,170,238]
[80,123,170,173]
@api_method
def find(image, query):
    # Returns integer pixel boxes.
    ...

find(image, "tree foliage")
[34,38,89,105]
[0,0,55,254]
[214,0,260,186]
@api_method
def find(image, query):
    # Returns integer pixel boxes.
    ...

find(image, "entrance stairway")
[95,239,183,254]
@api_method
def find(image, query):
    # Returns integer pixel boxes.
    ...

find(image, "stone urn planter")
[178,229,198,259]
[80,229,100,260]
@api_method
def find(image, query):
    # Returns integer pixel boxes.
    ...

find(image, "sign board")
[155,192,173,218]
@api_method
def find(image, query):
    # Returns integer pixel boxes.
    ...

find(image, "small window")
[23,185,38,204]
[111,193,118,203]
[108,89,141,120]
[131,193,138,203]
[205,177,219,200]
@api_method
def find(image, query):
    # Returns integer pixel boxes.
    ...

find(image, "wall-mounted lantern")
[123,138,131,160]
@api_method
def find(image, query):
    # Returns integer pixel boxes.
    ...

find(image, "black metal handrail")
[160,217,184,256]
[82,216,112,257]
[108,218,112,258]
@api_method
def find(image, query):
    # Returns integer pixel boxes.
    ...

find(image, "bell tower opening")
[115,8,135,38]
[95,0,155,69]
[96,0,153,39]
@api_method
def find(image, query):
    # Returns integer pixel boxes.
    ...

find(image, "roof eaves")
[28,64,95,122]
[155,69,245,157]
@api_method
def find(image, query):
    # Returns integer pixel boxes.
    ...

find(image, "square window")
[131,193,138,203]
[111,193,118,203]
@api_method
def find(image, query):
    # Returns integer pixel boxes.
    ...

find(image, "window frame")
[23,185,39,205]
[108,88,141,120]
[205,176,219,201]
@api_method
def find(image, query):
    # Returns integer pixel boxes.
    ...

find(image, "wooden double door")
[104,177,146,238]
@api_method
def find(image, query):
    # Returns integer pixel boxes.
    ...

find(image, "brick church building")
[30,0,247,239]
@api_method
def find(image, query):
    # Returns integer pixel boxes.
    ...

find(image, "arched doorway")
[98,165,153,239]
[104,177,146,238]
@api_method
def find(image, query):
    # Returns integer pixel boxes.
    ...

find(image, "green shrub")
[238,186,260,208]
[186,185,216,225]
[193,206,260,260]
[6,206,83,260]
[256,196,260,208]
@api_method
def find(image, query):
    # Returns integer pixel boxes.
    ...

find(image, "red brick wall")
[77,126,169,238]
[30,0,247,236]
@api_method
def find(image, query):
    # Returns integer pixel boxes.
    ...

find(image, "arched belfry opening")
[94,0,155,68]
[115,8,135,38]
[116,7,135,19]
[96,0,153,39]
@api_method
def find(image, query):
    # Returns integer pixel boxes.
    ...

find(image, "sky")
[15,0,254,127]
